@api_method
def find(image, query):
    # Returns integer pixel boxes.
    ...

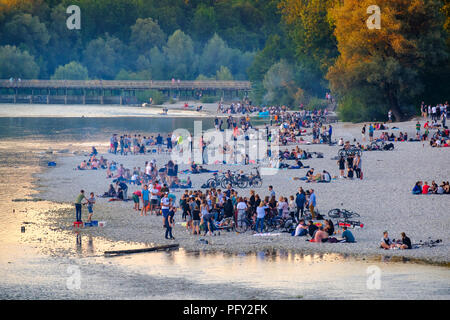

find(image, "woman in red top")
[422,182,430,194]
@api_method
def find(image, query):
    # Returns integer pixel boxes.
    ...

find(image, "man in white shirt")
[150,186,159,215]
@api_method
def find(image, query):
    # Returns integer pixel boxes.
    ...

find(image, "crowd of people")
[412,181,450,194]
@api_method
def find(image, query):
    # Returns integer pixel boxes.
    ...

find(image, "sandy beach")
[33,119,450,264]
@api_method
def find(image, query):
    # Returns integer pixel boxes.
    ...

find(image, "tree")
[216,66,233,80]
[163,30,196,79]
[327,0,449,121]
[191,5,218,42]
[148,47,166,80]
[2,13,50,56]
[130,18,166,54]
[198,34,232,77]
[51,61,89,80]
[279,0,338,74]
[82,35,126,79]
[263,60,298,106]
[0,45,39,79]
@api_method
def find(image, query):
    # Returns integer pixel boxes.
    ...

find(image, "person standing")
[255,202,267,234]
[86,192,96,223]
[295,187,306,221]
[354,154,362,179]
[361,125,366,142]
[308,189,316,219]
[388,110,393,122]
[74,190,86,222]
[165,205,176,240]
[328,125,333,144]
[161,192,171,226]
[338,156,346,178]
[368,124,374,142]
[141,185,150,216]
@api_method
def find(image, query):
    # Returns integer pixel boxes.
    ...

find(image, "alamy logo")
[66,5,81,30]
[366,5,381,30]
[366,265,381,290]
[66,265,81,290]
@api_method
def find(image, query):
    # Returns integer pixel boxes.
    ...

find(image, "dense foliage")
[0,0,448,121]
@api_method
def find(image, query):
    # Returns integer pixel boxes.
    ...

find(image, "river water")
[0,115,449,299]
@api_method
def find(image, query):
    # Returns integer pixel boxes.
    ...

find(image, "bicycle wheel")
[264,218,276,232]
[235,219,249,233]
[250,177,262,188]
[206,178,217,188]
[347,211,360,218]
[221,178,232,189]
[237,179,248,189]
[327,208,342,219]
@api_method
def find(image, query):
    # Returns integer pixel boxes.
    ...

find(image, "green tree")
[82,35,126,79]
[216,66,233,80]
[279,0,338,75]
[198,34,232,77]
[163,30,196,79]
[51,61,89,80]
[2,13,50,56]
[130,18,166,54]
[191,5,218,42]
[263,60,298,106]
[0,45,39,79]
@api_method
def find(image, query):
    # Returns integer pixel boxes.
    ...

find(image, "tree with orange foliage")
[327,0,448,121]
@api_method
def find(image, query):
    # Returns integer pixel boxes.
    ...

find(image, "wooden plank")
[104,244,179,256]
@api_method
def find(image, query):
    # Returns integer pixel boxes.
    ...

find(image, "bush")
[305,97,328,110]
[201,95,219,103]
[136,90,166,105]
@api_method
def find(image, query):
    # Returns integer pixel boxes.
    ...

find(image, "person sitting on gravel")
[412,181,423,194]
[293,219,308,236]
[398,232,412,249]
[339,226,355,243]
[311,226,329,242]
[380,231,395,249]
[307,220,318,238]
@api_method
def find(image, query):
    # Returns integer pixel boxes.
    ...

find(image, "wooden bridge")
[0,79,252,105]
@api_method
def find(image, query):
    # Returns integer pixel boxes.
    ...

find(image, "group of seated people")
[297,168,332,183]
[380,231,412,249]
[412,181,450,194]
[278,147,311,160]
[378,131,408,142]
[76,154,107,170]
[293,219,356,243]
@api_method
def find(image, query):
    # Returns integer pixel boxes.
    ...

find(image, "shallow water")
[0,114,449,299]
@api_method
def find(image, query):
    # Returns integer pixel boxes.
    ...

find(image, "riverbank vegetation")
[0,0,448,121]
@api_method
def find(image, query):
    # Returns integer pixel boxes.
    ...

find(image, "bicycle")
[205,172,224,188]
[327,208,360,220]
[241,167,263,188]
[221,171,247,189]
[338,147,362,157]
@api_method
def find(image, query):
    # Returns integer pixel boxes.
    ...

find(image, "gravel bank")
[33,119,450,264]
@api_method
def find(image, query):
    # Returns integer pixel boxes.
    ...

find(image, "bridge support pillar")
[83,95,86,104]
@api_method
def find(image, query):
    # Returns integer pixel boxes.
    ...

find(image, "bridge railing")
[0,79,251,90]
